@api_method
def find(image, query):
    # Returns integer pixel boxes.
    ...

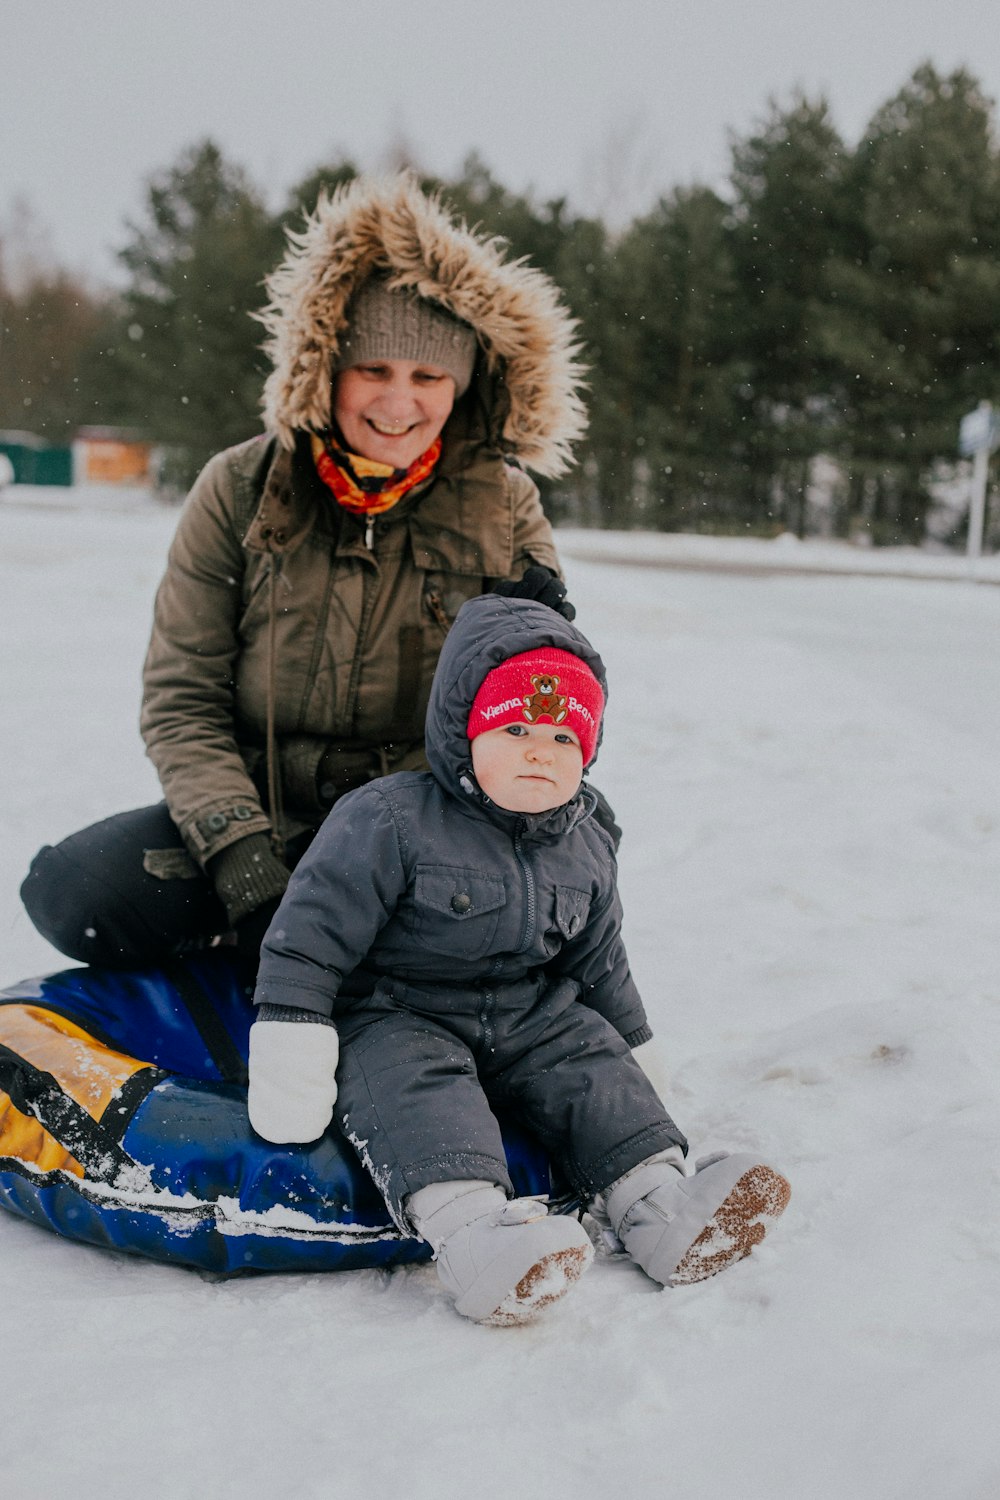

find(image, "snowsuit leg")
[20,803,227,967]
[335,1006,515,1229]
[334,976,685,1228]
[479,979,687,1200]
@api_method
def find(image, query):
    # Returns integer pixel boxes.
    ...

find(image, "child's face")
[471,722,584,813]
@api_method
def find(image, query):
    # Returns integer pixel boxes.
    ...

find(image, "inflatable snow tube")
[0,951,555,1274]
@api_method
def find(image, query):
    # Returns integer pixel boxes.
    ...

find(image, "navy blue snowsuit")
[254,594,685,1226]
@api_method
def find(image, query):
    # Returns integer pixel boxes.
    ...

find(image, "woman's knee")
[20,838,126,963]
[20,807,222,967]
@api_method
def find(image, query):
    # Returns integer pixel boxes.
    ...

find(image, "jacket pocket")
[553,885,591,941]
[142,848,202,881]
[411,864,506,960]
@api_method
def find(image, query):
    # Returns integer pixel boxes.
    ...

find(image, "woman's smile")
[333,359,457,467]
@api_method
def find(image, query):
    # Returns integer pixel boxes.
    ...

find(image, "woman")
[21,174,589,972]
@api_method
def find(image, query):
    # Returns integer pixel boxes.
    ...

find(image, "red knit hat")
[467,648,604,766]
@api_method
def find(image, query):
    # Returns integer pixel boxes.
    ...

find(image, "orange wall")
[81,440,152,484]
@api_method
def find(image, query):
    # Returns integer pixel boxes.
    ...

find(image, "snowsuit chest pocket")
[553,886,591,942]
[412,865,506,961]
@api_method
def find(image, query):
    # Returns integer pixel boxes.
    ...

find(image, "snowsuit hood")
[257,174,587,478]
[425,594,608,820]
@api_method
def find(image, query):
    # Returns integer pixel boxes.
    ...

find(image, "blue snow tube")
[0,951,554,1274]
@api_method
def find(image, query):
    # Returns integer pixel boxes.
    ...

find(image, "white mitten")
[630,1037,672,1102]
[248,1018,340,1143]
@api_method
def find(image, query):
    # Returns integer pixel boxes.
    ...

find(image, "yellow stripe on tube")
[0,1006,149,1121]
[0,1091,84,1175]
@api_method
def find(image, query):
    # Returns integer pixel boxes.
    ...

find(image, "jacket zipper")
[342,518,380,732]
[513,826,537,954]
[479,987,496,1054]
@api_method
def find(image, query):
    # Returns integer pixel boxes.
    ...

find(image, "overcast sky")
[4,0,1000,286]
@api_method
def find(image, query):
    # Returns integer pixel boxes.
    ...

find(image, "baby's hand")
[248,1010,340,1143]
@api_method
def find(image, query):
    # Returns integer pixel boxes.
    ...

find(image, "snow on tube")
[0,950,555,1274]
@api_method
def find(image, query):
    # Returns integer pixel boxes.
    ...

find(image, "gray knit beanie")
[332,276,479,396]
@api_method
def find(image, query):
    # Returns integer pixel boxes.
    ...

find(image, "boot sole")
[670,1166,791,1285]
[481,1243,594,1327]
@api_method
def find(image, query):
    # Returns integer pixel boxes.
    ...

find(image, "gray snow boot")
[604,1151,791,1286]
[408,1181,594,1326]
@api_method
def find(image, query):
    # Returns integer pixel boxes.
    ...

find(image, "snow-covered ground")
[3,488,1000,1500]
[558,522,1000,584]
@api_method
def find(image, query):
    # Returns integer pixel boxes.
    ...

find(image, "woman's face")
[332,359,457,468]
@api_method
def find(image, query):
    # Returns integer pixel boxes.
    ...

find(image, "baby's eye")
[555,732,579,745]
[504,724,528,737]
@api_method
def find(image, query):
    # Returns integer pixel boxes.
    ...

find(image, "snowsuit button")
[205,811,228,833]
[451,892,472,915]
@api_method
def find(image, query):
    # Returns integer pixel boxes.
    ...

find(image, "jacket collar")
[451,771,598,843]
[243,422,518,578]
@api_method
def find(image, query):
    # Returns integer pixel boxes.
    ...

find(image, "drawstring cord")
[265,560,285,860]
[261,549,397,845]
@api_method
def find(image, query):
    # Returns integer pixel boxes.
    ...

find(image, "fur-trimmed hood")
[258,174,587,478]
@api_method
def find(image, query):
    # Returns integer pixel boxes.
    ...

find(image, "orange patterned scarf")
[311,432,442,517]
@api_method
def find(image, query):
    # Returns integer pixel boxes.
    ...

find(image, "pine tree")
[0,264,114,442]
[726,93,856,534]
[611,186,743,530]
[828,65,1000,542]
[109,140,284,485]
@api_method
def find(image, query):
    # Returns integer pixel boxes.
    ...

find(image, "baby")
[248,593,789,1323]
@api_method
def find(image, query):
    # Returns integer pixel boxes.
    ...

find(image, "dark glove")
[493,565,576,621]
[208,832,290,984]
[233,896,283,973]
[208,832,290,926]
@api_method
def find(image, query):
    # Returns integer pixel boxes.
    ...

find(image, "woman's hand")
[493,566,576,621]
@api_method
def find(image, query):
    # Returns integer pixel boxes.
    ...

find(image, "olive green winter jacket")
[140,174,585,873]
[140,421,560,868]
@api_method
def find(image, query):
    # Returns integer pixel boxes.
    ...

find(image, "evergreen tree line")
[3,62,1000,544]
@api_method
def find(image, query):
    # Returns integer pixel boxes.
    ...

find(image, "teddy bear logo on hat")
[522,673,569,724]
